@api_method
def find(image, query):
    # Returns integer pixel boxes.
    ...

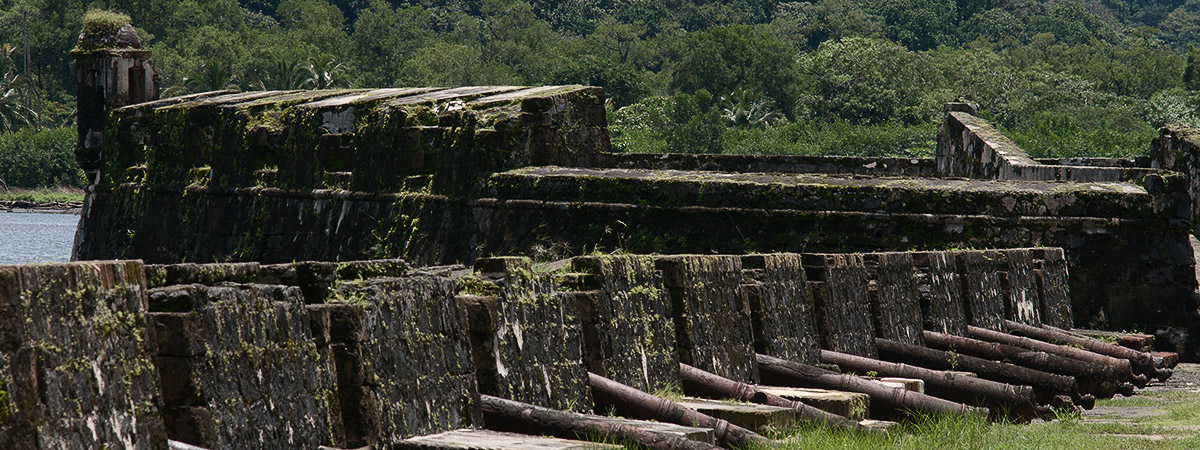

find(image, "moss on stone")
[82,10,131,36]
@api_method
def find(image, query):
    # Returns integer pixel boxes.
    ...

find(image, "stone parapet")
[0,262,165,449]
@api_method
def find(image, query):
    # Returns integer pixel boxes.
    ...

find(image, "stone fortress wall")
[16,20,1195,447]
[1,248,1082,448]
[70,84,1200,360]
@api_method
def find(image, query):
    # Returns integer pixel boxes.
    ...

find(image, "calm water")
[0,212,79,265]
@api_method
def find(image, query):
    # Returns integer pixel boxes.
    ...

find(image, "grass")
[82,9,132,36]
[758,387,1200,450]
[0,186,85,204]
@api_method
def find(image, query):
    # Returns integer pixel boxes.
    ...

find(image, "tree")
[1185,45,1200,91]
[0,44,37,132]
[350,0,432,87]
[250,58,314,90]
[666,89,723,154]
[1160,0,1200,51]
[963,8,1024,45]
[719,87,782,129]
[766,0,884,51]
[164,59,241,96]
[305,55,351,89]
[670,25,799,118]
[1023,1,1118,46]
[869,0,958,51]
[796,37,934,124]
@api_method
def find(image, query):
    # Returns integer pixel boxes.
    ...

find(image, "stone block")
[656,255,758,384]
[147,283,337,449]
[1153,351,1179,368]
[330,275,483,446]
[879,377,925,394]
[806,254,877,358]
[742,253,821,365]
[756,387,871,421]
[0,261,166,450]
[859,419,899,432]
[601,417,714,444]
[1001,249,1041,325]
[955,251,1005,331]
[676,398,797,433]
[864,252,924,346]
[1118,334,1156,352]
[568,255,678,393]
[398,429,622,450]
[1032,248,1073,328]
[913,251,968,336]
[149,312,204,356]
[458,258,591,413]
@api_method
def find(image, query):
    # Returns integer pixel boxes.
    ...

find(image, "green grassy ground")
[764,387,1200,450]
[0,186,85,204]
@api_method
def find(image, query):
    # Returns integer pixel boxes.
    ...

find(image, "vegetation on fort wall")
[0,127,82,188]
[4,0,1200,176]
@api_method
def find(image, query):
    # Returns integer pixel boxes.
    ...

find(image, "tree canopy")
[0,0,1198,159]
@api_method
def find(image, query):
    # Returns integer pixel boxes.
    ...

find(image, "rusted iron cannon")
[588,373,768,448]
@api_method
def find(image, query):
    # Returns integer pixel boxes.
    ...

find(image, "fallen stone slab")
[755,387,870,421]
[1154,352,1180,369]
[397,429,622,449]
[859,419,899,432]
[880,377,925,394]
[599,418,714,444]
[676,398,798,433]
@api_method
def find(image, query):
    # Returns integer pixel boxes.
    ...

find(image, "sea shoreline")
[1,201,83,214]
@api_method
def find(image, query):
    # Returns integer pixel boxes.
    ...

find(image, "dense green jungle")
[4,0,1200,188]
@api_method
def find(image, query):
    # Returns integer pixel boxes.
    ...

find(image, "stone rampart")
[1151,126,1200,235]
[0,262,165,449]
[73,86,1200,359]
[0,247,1113,446]
[608,153,937,177]
[937,111,1162,183]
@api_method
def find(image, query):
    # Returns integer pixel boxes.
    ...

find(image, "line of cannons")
[0,247,1177,449]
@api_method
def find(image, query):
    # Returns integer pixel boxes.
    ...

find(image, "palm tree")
[303,56,350,90]
[0,44,36,132]
[719,87,783,129]
[250,58,313,91]
[163,59,241,97]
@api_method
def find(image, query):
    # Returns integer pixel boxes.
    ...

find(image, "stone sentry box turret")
[72,11,158,180]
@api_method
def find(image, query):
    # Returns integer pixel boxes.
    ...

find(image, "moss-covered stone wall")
[566,255,679,394]
[457,257,592,413]
[144,260,479,448]
[0,262,165,449]
[147,283,335,449]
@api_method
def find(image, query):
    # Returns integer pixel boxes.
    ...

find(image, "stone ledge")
[398,429,621,449]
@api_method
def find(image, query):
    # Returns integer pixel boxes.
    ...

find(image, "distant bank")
[0,211,79,264]
[0,186,85,214]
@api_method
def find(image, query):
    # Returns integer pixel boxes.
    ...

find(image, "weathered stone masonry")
[70,86,1200,360]
[0,248,1084,447]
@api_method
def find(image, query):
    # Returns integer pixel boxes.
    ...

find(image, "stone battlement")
[71,86,1200,361]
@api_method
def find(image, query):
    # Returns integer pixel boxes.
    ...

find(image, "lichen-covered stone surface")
[76,84,1200,359]
[567,255,678,393]
[1034,248,1074,328]
[0,261,166,449]
[741,254,820,365]
[955,251,1006,331]
[609,153,937,177]
[806,254,877,358]
[147,283,336,449]
[913,251,968,336]
[459,257,592,412]
[326,276,481,446]
[656,256,758,384]
[865,252,925,346]
[1002,249,1042,326]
